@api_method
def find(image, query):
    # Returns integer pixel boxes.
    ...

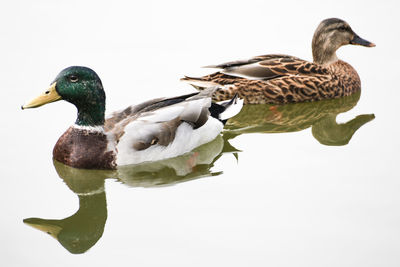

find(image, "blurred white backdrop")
[1,0,400,266]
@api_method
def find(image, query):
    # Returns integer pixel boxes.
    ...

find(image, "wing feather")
[106,91,216,146]
[205,54,329,81]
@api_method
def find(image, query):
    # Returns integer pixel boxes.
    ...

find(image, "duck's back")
[104,91,240,166]
[183,55,361,104]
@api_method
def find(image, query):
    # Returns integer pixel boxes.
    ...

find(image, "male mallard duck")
[182,18,375,104]
[22,66,243,170]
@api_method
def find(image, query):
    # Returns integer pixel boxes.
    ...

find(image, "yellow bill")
[23,219,62,240]
[22,82,61,109]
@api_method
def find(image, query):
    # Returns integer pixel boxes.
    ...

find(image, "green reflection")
[23,135,237,254]
[23,166,109,254]
[224,92,375,146]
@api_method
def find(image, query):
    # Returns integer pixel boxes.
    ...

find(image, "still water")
[7,83,399,267]
[2,1,400,266]
[21,93,376,255]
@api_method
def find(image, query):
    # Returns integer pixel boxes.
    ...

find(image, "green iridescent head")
[22,66,106,126]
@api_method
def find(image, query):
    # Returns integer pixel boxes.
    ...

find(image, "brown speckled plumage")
[182,18,374,104]
[187,59,360,104]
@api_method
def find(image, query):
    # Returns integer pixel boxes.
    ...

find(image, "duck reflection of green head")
[24,162,109,254]
[24,191,107,254]
[22,135,236,254]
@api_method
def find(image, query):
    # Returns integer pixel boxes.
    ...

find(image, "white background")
[1,0,400,266]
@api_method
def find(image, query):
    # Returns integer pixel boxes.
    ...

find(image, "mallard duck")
[22,66,243,170]
[23,135,240,254]
[182,18,375,104]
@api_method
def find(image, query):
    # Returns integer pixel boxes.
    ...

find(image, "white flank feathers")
[116,117,222,166]
[113,94,224,166]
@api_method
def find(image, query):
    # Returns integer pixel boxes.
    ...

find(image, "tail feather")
[209,93,243,123]
[181,76,220,90]
[218,94,243,121]
[188,86,219,100]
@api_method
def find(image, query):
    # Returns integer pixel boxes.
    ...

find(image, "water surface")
[23,94,375,254]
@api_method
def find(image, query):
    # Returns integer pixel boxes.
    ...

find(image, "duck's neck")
[75,103,105,127]
[312,39,339,65]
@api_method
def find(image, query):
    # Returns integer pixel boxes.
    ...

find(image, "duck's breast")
[53,126,116,169]
[329,60,361,94]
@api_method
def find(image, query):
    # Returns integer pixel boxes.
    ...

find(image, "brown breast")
[327,60,361,95]
[53,126,116,170]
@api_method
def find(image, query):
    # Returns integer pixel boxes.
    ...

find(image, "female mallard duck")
[182,18,375,104]
[22,66,242,170]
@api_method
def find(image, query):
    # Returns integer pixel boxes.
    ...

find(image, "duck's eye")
[338,26,347,32]
[69,75,79,83]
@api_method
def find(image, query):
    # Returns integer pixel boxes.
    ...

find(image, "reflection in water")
[224,92,375,146]
[24,193,107,254]
[23,166,110,254]
[23,136,238,254]
[118,135,226,187]
[23,92,374,254]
